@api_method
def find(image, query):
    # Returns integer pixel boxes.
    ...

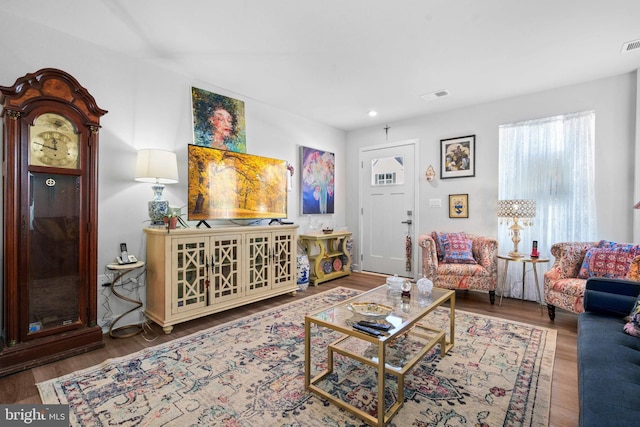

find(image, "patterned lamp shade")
[497,199,536,258]
[496,199,536,219]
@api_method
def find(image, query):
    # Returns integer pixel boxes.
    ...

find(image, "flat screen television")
[187,144,288,222]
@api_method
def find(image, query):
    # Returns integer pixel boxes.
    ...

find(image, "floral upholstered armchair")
[544,241,640,320]
[418,232,498,304]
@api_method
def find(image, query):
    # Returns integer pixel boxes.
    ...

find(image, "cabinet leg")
[289,290,297,296]
[162,325,174,334]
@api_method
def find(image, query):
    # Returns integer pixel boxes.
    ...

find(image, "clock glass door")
[27,172,82,336]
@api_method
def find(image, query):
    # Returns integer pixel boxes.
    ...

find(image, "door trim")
[358,139,420,280]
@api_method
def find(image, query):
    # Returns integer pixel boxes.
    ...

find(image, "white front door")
[360,141,417,278]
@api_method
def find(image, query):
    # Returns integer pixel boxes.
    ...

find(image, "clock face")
[29,113,80,168]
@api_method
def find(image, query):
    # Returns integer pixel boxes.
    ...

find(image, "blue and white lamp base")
[148,183,169,226]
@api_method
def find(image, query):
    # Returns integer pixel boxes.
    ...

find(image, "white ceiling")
[5,0,640,131]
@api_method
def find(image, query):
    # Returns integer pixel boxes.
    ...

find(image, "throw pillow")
[578,245,640,279]
[442,233,477,264]
[623,295,640,337]
[432,232,445,261]
[433,232,466,261]
[628,259,640,281]
[597,239,618,248]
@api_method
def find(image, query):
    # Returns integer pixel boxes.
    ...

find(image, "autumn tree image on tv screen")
[188,145,288,220]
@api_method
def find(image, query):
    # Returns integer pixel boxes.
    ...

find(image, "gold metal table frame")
[497,254,550,313]
[304,285,455,426]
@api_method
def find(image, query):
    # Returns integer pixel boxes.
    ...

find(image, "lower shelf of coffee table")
[308,324,448,426]
[329,324,446,376]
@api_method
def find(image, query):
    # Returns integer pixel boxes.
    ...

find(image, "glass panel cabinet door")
[210,234,241,303]
[246,232,271,294]
[172,237,208,314]
[272,231,294,288]
[27,172,81,335]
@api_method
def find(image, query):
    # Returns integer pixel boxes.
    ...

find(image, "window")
[375,173,396,185]
[371,156,404,186]
[498,110,596,298]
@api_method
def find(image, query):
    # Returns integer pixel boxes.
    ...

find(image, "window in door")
[371,156,404,186]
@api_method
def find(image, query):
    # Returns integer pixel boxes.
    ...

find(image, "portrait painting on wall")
[191,87,246,153]
[301,146,335,215]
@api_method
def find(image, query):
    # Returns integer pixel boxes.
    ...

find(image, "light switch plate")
[428,198,441,208]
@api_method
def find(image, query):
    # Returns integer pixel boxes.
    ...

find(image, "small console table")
[106,261,146,338]
[299,231,352,286]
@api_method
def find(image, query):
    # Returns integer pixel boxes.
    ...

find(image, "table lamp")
[135,149,179,226]
[497,199,536,258]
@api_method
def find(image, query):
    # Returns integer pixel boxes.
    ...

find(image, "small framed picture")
[449,194,469,218]
[440,135,475,179]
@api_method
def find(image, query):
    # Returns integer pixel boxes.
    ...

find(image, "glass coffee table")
[304,284,455,426]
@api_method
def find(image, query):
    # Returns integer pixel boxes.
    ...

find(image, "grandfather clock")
[0,69,107,376]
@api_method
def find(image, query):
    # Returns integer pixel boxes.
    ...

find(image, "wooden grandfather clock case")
[0,68,107,376]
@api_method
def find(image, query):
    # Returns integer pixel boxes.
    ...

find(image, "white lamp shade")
[134,149,179,184]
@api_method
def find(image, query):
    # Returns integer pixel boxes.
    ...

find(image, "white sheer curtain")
[498,111,597,300]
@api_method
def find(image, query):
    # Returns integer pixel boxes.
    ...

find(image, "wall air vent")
[420,89,450,101]
[621,39,640,53]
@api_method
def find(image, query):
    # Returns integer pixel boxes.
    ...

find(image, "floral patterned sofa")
[418,232,498,304]
[543,241,640,320]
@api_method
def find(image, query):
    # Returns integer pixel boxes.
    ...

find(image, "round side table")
[106,261,145,338]
[497,255,549,313]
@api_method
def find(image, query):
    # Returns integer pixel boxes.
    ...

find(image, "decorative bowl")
[322,228,333,234]
[386,275,404,290]
[348,302,393,318]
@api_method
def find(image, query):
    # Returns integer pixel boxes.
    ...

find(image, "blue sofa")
[578,277,640,427]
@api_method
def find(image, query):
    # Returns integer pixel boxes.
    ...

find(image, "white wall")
[0,16,345,331]
[346,72,638,268]
[1,13,637,330]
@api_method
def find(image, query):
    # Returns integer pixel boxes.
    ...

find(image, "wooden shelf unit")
[144,225,298,333]
[299,231,352,286]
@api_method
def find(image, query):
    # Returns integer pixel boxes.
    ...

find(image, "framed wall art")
[301,146,335,214]
[440,135,475,179]
[191,87,247,153]
[449,194,469,218]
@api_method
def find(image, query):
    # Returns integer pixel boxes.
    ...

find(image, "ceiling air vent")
[420,89,450,101]
[621,39,640,53]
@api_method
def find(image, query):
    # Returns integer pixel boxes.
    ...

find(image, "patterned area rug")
[37,287,556,426]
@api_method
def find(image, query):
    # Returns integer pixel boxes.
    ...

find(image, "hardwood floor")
[0,272,578,426]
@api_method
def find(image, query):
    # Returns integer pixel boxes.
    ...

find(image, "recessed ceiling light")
[420,90,450,101]
[368,110,378,117]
